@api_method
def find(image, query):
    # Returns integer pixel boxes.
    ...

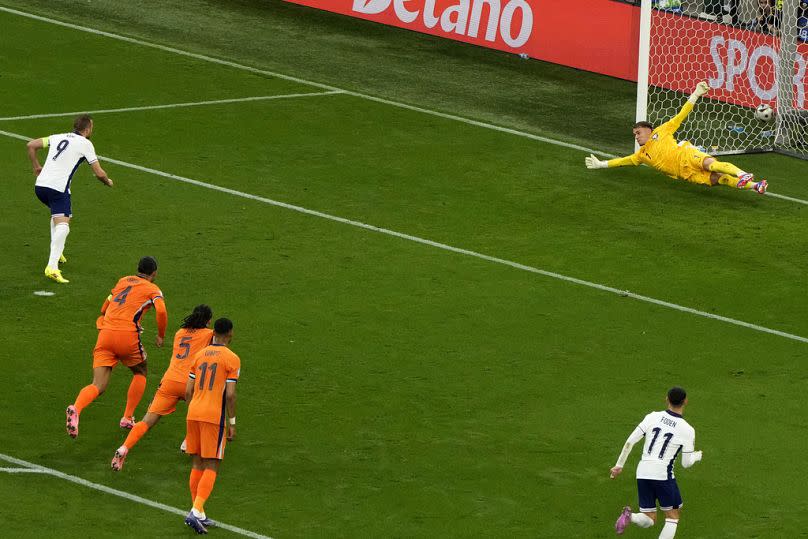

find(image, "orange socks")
[74,385,100,414]
[123,374,147,418]
[189,469,204,501]
[192,470,217,513]
[123,421,150,450]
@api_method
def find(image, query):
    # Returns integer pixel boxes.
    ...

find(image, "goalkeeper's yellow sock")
[708,161,745,177]
[718,174,754,189]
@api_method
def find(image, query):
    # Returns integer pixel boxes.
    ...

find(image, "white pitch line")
[0,467,51,473]
[1,6,805,206]
[0,452,273,539]
[0,91,344,121]
[1,126,805,344]
[766,191,808,205]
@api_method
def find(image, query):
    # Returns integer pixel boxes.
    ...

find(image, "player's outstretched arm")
[586,153,639,169]
[664,81,711,134]
[689,81,710,103]
[26,138,46,176]
[90,161,113,187]
[585,154,609,169]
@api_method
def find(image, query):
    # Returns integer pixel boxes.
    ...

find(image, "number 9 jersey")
[35,132,98,193]
[634,410,696,481]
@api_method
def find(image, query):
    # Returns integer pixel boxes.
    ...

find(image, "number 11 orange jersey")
[187,344,240,425]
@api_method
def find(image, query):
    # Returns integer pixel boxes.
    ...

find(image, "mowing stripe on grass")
[1,6,804,206]
[1,126,805,344]
[0,90,345,121]
[0,452,274,539]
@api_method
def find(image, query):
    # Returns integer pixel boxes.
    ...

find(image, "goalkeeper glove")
[689,81,710,103]
[585,154,608,169]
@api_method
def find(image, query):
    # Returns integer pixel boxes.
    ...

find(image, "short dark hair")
[633,121,654,130]
[137,256,158,275]
[182,304,212,329]
[667,387,687,406]
[214,318,233,336]
[73,114,93,133]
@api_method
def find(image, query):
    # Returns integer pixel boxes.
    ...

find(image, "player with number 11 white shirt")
[27,114,113,284]
[609,387,703,538]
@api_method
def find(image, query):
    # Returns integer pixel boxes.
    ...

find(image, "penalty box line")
[0,90,345,122]
[0,126,805,345]
[0,452,274,539]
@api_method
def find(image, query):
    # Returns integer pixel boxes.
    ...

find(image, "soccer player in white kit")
[609,387,703,538]
[27,114,113,283]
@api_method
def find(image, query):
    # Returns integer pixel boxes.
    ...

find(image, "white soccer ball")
[754,104,774,122]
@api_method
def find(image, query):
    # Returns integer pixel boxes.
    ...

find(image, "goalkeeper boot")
[615,505,631,535]
[736,172,754,189]
[754,179,768,194]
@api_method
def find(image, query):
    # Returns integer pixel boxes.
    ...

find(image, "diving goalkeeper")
[585,82,767,195]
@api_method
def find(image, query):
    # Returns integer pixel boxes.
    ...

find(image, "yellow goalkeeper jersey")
[608,101,696,179]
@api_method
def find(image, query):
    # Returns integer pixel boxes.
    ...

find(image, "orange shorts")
[186,420,227,460]
[146,379,186,416]
[93,330,146,368]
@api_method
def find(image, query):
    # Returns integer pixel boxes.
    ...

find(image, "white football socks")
[631,512,654,528]
[48,222,69,269]
[659,518,679,538]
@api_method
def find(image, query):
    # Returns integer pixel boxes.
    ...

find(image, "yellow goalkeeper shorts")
[678,144,714,186]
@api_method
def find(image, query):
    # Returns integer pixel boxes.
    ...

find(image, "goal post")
[636,0,808,159]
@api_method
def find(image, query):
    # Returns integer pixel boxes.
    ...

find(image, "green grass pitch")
[0,1,807,537]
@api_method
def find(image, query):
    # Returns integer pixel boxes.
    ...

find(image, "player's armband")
[41,137,49,148]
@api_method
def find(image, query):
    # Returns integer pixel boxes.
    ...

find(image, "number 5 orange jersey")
[161,328,215,385]
[96,275,167,337]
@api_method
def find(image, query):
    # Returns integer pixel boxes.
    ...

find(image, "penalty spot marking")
[0,126,805,344]
[0,90,345,121]
[0,6,805,205]
[33,290,55,296]
[0,452,274,539]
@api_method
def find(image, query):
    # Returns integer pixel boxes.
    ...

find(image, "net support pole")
[635,0,652,152]
[775,0,799,148]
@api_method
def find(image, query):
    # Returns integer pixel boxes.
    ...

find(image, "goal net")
[637,0,808,158]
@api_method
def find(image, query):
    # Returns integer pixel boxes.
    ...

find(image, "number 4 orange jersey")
[96,275,167,336]
[161,328,214,385]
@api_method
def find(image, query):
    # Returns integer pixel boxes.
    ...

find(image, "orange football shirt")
[187,344,240,425]
[161,328,214,384]
[97,276,165,334]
